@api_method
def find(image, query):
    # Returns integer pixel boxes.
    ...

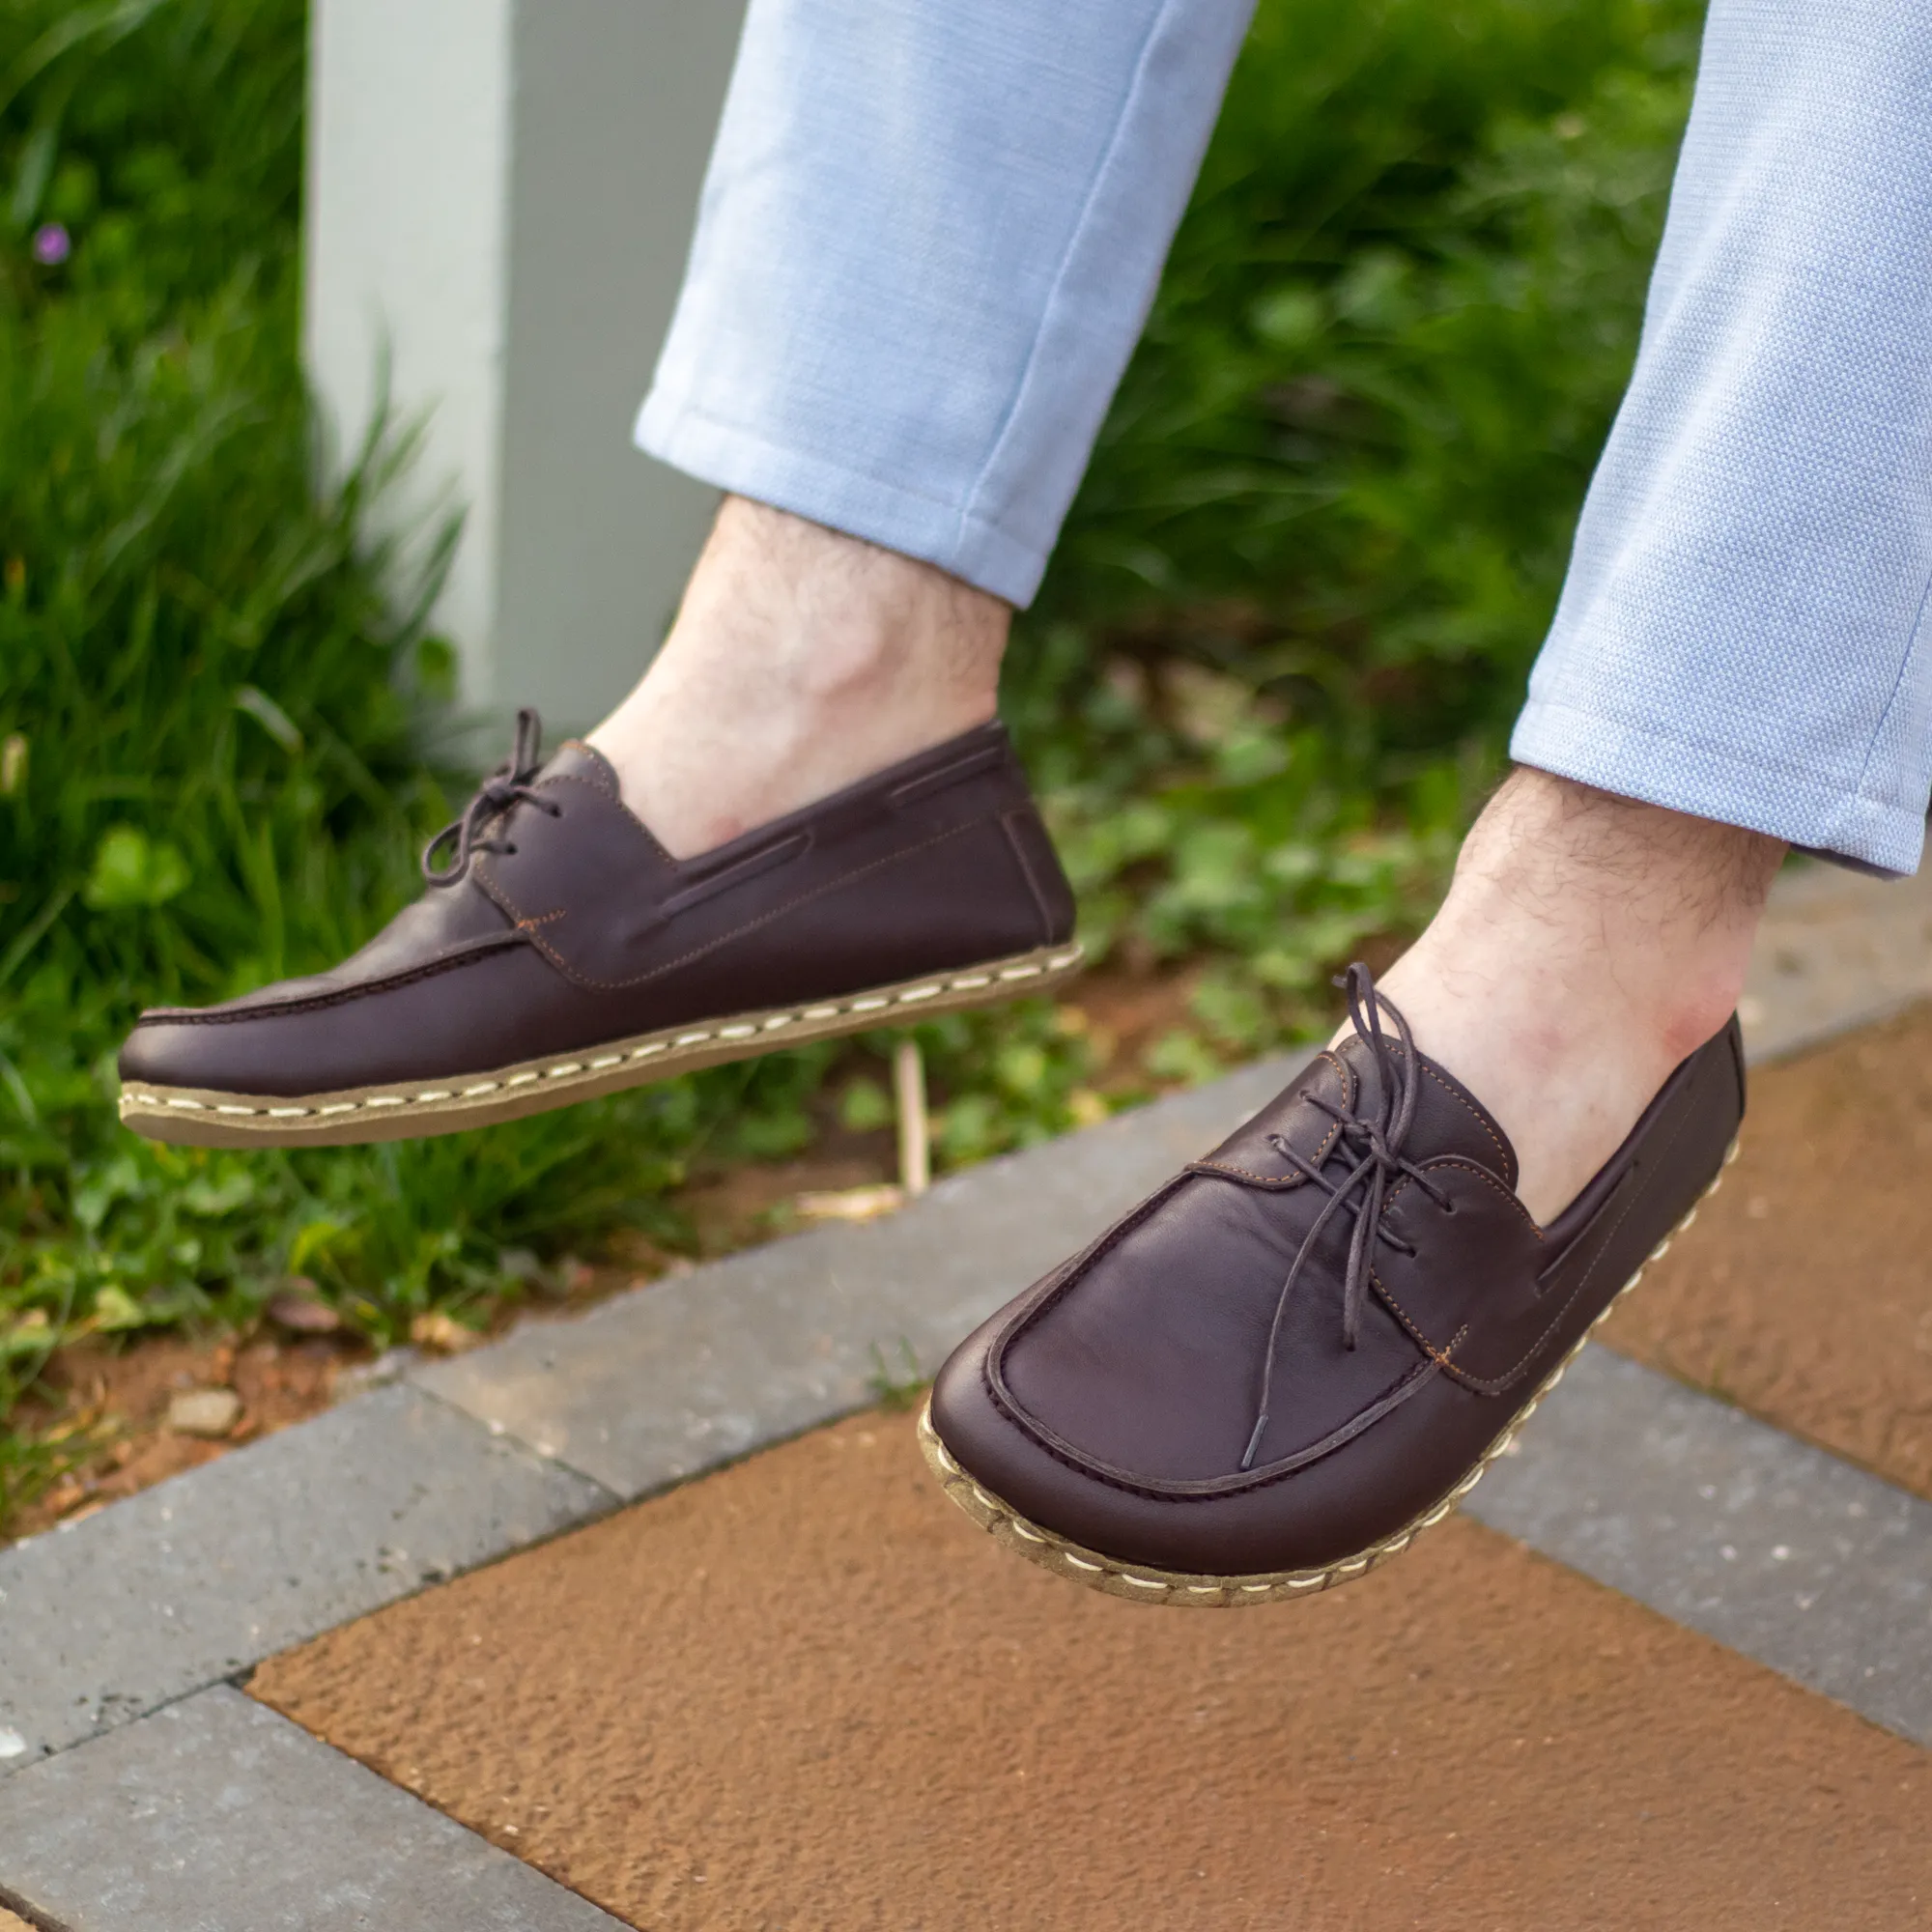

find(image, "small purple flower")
[32,223,71,267]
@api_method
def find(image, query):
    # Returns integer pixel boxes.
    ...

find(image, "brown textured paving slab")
[1604,1000,1932,1498]
[253,1410,1929,1932]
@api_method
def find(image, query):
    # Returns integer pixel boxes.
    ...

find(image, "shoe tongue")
[1195,1034,1518,1191]
[1334,1031,1519,1190]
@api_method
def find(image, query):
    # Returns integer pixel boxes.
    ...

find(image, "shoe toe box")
[118,944,582,1099]
[927,1177,1503,1580]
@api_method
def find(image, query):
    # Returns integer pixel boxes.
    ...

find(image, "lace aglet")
[1239,1413,1269,1472]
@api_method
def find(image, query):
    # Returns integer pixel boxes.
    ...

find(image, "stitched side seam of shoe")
[130,935,528,1027]
[119,947,1084,1121]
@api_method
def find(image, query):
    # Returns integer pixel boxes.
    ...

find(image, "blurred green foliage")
[0,0,1701,1522]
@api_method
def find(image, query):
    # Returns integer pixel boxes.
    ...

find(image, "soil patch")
[1603,1000,1932,1497]
[8,1333,355,1540]
[254,1408,1929,1932]
[1063,958,1202,1079]
[677,1154,893,1257]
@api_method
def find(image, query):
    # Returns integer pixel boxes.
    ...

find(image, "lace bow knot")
[421,707,562,887]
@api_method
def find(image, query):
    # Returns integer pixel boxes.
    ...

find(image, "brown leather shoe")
[119,710,1081,1148]
[923,964,1742,1606]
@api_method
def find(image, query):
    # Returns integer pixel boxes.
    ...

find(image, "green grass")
[0,0,1702,1526]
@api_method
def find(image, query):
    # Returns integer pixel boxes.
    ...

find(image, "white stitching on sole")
[120,944,1085,1132]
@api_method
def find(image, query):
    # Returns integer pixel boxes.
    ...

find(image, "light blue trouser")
[639,0,1932,874]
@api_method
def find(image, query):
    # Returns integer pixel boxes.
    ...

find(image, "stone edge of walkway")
[0,1383,615,1768]
[0,1685,624,1932]
[1466,1348,1932,1747]
[1736,861,1932,1066]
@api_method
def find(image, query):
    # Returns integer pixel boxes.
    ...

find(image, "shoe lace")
[1238,961,1453,1471]
[421,707,561,887]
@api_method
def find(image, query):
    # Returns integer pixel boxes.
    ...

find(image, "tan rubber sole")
[119,942,1085,1149]
[921,1137,1738,1607]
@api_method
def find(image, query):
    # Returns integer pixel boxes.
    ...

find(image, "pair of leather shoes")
[118,715,1742,1605]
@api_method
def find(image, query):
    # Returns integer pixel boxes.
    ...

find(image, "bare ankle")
[672,497,1006,699]
[1448,768,1783,1055]
[1369,769,1783,1220]
[588,498,1009,854]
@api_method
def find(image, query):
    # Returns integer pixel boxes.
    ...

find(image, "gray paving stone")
[1742,860,1932,1064]
[415,1053,1310,1497]
[0,1685,622,1932]
[0,1386,611,1770]
[1468,1346,1932,1744]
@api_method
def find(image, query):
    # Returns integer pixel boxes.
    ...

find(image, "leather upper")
[121,722,1074,1097]
[930,1016,1745,1576]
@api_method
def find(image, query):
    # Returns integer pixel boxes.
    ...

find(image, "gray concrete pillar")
[303,0,747,733]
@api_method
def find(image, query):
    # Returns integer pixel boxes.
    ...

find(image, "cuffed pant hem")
[1510,698,1922,877]
[636,393,1049,607]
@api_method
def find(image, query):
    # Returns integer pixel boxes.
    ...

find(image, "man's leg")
[588,502,1009,856]
[1514,0,1932,879]
[1378,0,1932,1219]
[588,0,1257,850]
[118,0,1258,1147]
